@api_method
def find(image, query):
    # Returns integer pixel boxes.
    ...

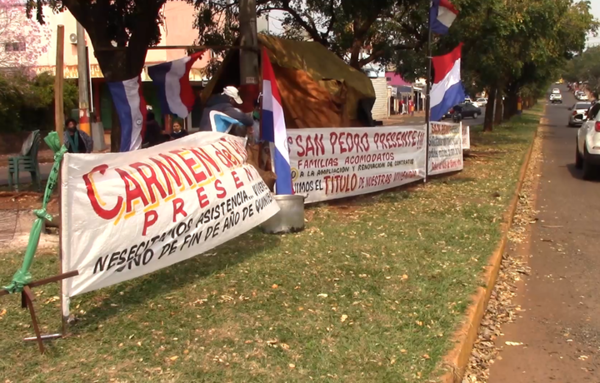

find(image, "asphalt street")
[489,85,600,382]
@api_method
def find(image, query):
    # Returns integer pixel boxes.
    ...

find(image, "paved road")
[489,85,600,381]
[0,163,53,188]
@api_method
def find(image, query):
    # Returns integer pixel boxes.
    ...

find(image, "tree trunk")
[504,92,518,120]
[484,88,496,132]
[494,93,503,126]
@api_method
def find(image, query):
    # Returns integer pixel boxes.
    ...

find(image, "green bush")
[0,71,78,133]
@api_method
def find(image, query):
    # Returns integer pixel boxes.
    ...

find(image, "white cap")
[222,86,243,104]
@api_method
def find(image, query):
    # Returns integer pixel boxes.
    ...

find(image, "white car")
[552,88,560,94]
[576,103,600,179]
[579,94,589,101]
[476,98,488,106]
[550,93,562,103]
[568,102,592,127]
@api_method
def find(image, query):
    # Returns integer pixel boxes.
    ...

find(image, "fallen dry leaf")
[317,293,328,298]
[422,354,430,360]
[401,274,409,281]
[505,341,523,346]
[289,363,296,369]
[341,314,348,323]
[169,356,179,361]
[271,284,278,289]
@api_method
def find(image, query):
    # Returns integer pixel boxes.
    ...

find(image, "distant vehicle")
[552,88,561,94]
[576,103,600,179]
[550,93,563,103]
[579,94,589,101]
[568,102,592,127]
[443,103,482,121]
[476,98,488,106]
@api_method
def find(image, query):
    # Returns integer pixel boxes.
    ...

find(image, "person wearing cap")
[199,86,254,132]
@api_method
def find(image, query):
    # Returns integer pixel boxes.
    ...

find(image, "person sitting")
[170,120,188,140]
[143,111,170,148]
[199,86,254,132]
[63,118,93,153]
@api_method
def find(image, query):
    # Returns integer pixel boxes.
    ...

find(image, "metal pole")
[76,22,91,136]
[424,6,433,182]
[54,25,65,145]
[239,0,259,112]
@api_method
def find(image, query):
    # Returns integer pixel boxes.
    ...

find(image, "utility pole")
[239,0,259,113]
[76,22,91,137]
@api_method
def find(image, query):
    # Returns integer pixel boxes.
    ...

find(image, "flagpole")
[424,3,433,183]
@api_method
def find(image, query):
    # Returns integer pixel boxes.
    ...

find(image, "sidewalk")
[382,112,426,126]
[0,163,53,187]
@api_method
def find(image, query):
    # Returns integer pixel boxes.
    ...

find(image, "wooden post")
[55,25,65,145]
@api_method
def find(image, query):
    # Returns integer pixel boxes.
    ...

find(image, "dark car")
[442,103,482,121]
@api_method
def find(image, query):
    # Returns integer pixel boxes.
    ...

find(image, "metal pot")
[260,194,306,234]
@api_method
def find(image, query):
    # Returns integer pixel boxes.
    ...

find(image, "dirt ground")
[0,191,59,249]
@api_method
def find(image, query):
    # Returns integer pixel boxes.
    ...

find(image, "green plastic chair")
[8,130,42,192]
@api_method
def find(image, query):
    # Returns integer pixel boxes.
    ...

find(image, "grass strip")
[0,106,541,382]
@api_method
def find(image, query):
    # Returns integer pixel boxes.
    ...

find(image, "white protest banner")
[462,123,470,150]
[428,121,464,176]
[287,125,427,204]
[61,132,279,313]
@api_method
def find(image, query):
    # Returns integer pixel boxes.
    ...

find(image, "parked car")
[476,97,488,106]
[552,88,560,94]
[568,102,592,127]
[579,94,589,101]
[576,103,600,179]
[444,103,482,121]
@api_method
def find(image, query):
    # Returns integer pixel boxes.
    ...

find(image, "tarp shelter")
[202,35,378,129]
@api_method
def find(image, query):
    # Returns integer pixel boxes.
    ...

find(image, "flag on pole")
[147,51,205,119]
[430,44,466,122]
[261,47,293,195]
[107,76,147,152]
[430,0,459,35]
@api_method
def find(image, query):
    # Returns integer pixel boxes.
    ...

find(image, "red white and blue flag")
[107,76,147,152]
[261,47,293,195]
[147,52,204,119]
[430,0,458,35]
[430,44,466,122]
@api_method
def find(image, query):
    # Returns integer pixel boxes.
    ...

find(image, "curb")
[439,112,544,383]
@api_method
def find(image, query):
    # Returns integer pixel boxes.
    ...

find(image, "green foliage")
[562,46,600,95]
[191,0,429,70]
[0,71,78,132]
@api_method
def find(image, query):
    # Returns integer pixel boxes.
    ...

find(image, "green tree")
[0,72,77,132]
[562,46,600,95]
[434,0,596,131]
[191,0,430,70]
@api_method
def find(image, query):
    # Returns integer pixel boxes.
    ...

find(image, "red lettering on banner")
[196,187,210,208]
[215,179,227,198]
[190,147,221,176]
[294,134,325,157]
[172,198,188,221]
[115,168,150,214]
[142,210,158,236]
[130,162,168,203]
[330,132,370,154]
[150,154,193,194]
[83,164,123,220]
[172,149,209,184]
[232,171,243,189]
